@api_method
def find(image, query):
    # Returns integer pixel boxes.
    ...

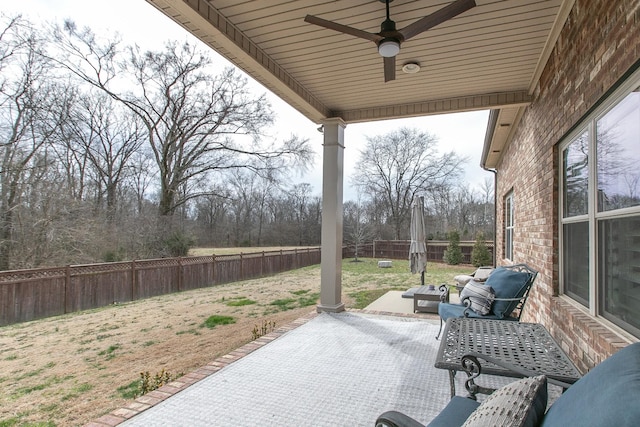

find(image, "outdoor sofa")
[375,341,640,427]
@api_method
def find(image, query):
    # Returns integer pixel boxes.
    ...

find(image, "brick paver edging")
[85,310,319,426]
[85,308,426,426]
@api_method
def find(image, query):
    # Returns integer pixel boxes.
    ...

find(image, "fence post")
[131,260,137,301]
[212,254,216,285]
[178,257,183,292]
[261,251,265,276]
[280,249,283,272]
[240,253,243,280]
[65,265,70,314]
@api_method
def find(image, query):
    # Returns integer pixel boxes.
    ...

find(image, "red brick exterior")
[495,0,640,371]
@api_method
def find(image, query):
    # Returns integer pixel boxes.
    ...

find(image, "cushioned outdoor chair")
[436,264,537,340]
[375,342,640,427]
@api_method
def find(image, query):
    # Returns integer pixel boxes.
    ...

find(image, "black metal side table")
[434,317,582,398]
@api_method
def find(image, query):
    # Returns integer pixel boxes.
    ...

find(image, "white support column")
[317,118,346,313]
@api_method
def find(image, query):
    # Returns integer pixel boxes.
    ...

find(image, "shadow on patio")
[92,310,536,426]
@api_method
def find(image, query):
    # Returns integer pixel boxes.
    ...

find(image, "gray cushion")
[472,267,493,281]
[484,267,532,318]
[463,375,548,427]
[454,274,475,286]
[459,280,495,315]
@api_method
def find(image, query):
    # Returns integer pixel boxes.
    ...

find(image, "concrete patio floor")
[363,289,461,316]
[90,303,524,426]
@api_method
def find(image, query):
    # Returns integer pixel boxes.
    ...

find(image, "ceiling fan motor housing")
[377,18,402,57]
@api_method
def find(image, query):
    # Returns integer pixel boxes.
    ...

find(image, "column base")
[316,303,346,313]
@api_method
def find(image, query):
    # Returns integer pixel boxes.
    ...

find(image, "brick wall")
[495,0,640,369]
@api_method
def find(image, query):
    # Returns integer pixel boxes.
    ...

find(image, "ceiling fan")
[304,0,476,82]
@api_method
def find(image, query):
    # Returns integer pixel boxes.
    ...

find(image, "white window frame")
[504,191,514,261]
[558,66,640,337]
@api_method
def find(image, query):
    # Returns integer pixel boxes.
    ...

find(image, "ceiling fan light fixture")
[402,62,421,73]
[304,0,477,82]
[378,39,400,57]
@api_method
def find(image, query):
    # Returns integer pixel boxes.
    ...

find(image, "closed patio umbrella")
[409,196,427,286]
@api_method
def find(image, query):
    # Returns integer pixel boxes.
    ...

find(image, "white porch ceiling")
[145,0,573,168]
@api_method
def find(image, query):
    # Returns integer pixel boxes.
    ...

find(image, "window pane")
[505,195,513,226]
[599,215,640,334]
[505,194,513,260]
[563,131,589,217]
[596,88,640,212]
[563,221,589,306]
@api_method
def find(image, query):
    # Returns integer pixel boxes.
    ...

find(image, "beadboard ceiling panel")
[145,0,574,164]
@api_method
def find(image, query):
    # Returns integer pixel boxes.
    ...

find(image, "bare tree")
[123,149,156,216]
[344,192,375,261]
[228,168,259,246]
[0,16,68,269]
[478,176,495,237]
[250,167,281,246]
[193,188,231,246]
[452,185,476,237]
[58,91,145,220]
[351,127,467,239]
[51,25,313,218]
[284,183,313,246]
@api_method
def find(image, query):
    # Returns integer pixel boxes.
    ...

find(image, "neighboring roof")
[146,0,574,166]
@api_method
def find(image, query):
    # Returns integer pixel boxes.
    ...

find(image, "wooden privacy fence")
[0,248,320,326]
[342,240,494,265]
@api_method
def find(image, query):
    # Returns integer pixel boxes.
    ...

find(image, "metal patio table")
[435,317,582,398]
[414,284,449,313]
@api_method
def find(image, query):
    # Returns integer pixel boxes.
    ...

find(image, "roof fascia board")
[145,0,330,123]
[528,0,576,94]
[334,91,531,124]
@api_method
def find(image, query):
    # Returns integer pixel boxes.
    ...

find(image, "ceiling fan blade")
[304,15,383,43]
[399,0,476,41]
[383,56,396,82]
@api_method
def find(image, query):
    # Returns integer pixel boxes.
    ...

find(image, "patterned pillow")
[463,375,548,427]
[459,280,495,315]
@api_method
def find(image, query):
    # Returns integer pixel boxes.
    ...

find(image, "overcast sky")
[2,0,493,201]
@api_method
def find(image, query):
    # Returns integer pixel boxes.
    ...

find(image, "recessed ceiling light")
[402,62,420,74]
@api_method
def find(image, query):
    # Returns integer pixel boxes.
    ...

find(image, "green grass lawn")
[189,247,473,310]
[341,258,473,309]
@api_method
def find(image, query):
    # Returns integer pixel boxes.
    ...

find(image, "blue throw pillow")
[484,267,532,318]
[541,343,640,427]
